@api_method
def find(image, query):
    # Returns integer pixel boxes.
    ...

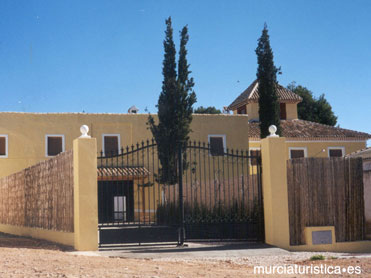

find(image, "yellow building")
[0,112,249,178]
[228,80,370,159]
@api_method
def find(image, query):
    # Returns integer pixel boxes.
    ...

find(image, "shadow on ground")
[124,242,274,254]
[0,232,73,251]
[97,241,291,259]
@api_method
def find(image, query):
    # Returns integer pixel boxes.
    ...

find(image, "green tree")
[256,24,281,138]
[287,82,337,126]
[148,17,196,185]
[316,94,337,126]
[194,106,221,114]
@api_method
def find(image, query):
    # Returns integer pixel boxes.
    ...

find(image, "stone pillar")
[73,134,98,251]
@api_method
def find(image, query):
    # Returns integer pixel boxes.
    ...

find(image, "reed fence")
[287,157,365,245]
[0,151,74,232]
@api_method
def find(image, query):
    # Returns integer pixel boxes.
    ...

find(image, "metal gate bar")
[97,139,263,247]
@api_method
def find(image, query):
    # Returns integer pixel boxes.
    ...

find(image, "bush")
[156,199,262,225]
[310,255,325,261]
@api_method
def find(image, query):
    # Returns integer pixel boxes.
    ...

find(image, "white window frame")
[208,134,226,156]
[102,134,121,156]
[0,134,8,158]
[113,195,127,221]
[328,146,345,157]
[288,147,308,159]
[45,134,65,157]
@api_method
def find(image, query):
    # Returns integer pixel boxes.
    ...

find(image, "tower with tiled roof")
[228,80,302,121]
[227,79,370,159]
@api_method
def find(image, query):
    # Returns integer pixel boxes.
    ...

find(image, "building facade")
[0,112,249,177]
[228,80,370,160]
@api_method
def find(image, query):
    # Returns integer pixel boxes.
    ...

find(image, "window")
[46,135,64,157]
[0,135,8,158]
[208,135,226,156]
[237,105,247,115]
[249,148,261,166]
[114,196,126,221]
[328,147,345,157]
[280,103,287,120]
[289,147,307,159]
[103,134,120,156]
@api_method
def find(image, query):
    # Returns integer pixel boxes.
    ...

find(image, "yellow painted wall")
[232,103,259,120]
[232,105,246,115]
[0,224,74,247]
[289,226,371,253]
[73,137,98,251]
[232,101,299,120]
[285,103,298,120]
[0,137,99,250]
[132,179,161,222]
[249,140,366,159]
[247,102,259,120]
[261,137,290,248]
[0,113,250,177]
[260,136,371,252]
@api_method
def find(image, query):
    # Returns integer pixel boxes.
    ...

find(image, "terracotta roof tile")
[228,80,302,110]
[97,166,150,178]
[346,147,371,159]
[249,120,371,140]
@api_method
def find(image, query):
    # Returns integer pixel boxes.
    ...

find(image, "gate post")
[73,127,98,251]
[260,126,290,249]
[178,144,185,245]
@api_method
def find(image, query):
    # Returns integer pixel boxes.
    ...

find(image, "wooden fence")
[287,157,365,245]
[363,159,371,235]
[0,151,74,232]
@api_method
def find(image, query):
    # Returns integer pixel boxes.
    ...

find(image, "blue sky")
[0,0,370,136]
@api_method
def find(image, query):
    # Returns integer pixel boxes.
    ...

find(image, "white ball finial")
[79,125,91,138]
[268,125,279,137]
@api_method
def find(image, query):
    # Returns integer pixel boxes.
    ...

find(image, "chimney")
[128,105,139,114]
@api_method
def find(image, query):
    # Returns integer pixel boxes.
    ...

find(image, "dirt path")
[0,233,370,277]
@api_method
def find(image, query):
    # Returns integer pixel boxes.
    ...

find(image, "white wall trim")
[0,134,8,158]
[208,134,227,154]
[45,134,65,157]
[249,82,259,100]
[102,134,121,156]
[288,147,308,159]
[250,140,366,143]
[328,146,345,157]
[286,140,366,143]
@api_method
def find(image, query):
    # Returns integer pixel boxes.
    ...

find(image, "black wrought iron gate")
[97,140,264,247]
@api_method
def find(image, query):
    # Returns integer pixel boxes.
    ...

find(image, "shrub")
[310,255,325,261]
[156,199,262,225]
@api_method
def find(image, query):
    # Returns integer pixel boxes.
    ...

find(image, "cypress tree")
[177,25,196,150]
[148,18,196,185]
[256,24,281,138]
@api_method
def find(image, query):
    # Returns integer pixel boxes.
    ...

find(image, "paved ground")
[97,242,291,259]
[1,233,371,277]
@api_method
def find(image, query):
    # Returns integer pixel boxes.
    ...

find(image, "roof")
[97,166,150,179]
[346,147,371,160]
[228,80,303,110]
[0,111,241,117]
[248,120,371,141]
